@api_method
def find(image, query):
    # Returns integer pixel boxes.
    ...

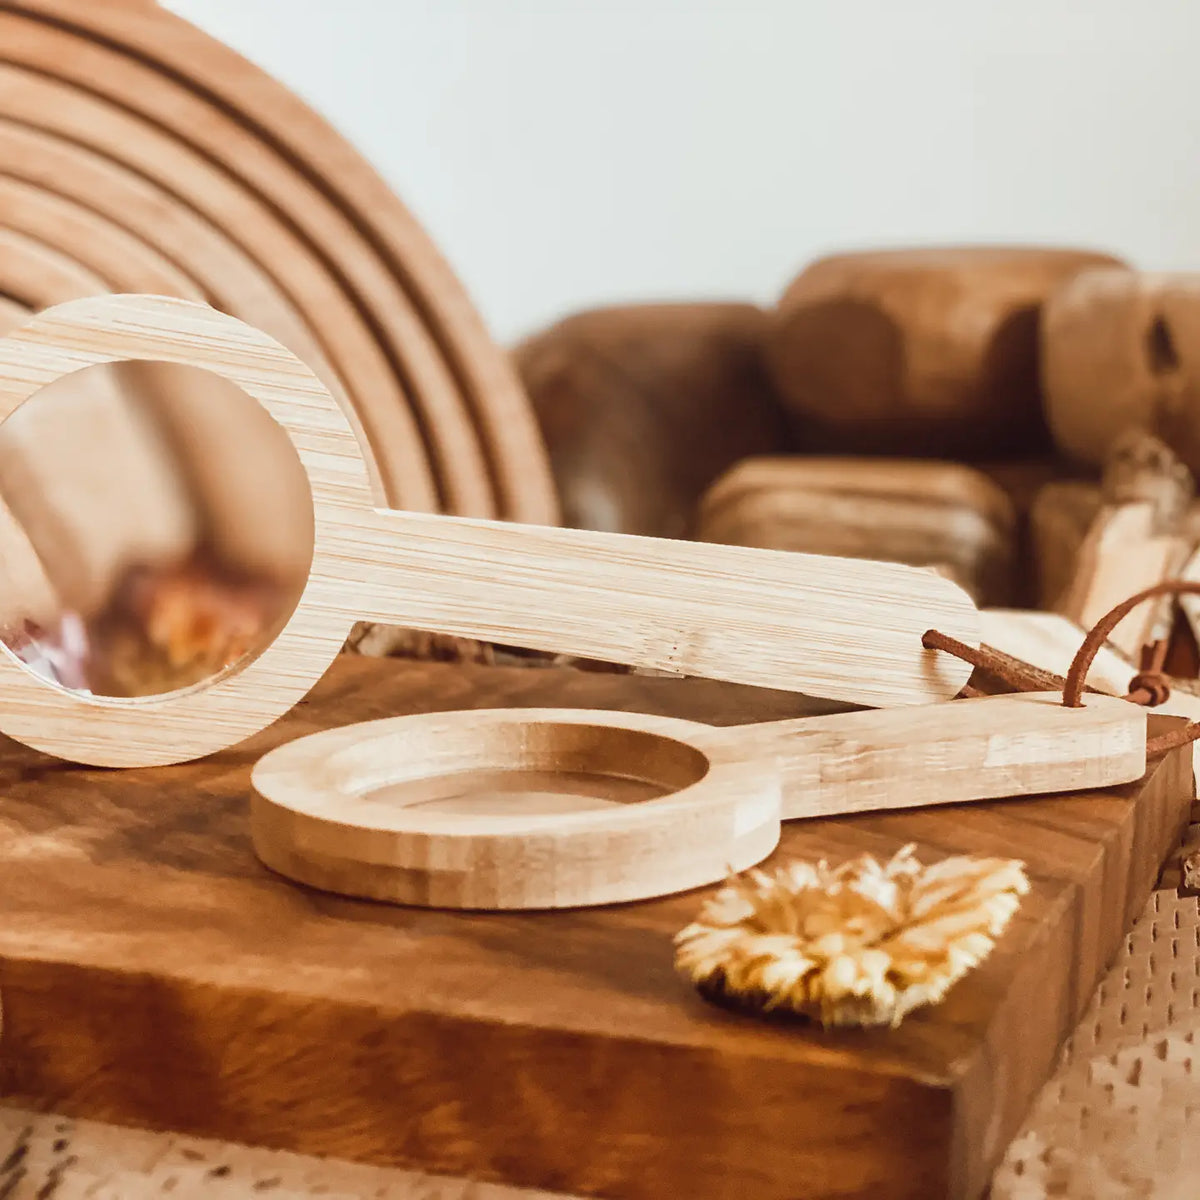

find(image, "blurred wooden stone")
[696,456,1016,605]
[1033,434,1200,611]
[766,247,1122,458]
[1030,480,1104,609]
[1044,268,1200,472]
[1047,435,1197,658]
[0,495,58,634]
[515,303,794,537]
[0,365,199,618]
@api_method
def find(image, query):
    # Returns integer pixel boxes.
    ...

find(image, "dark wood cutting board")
[0,656,1190,1200]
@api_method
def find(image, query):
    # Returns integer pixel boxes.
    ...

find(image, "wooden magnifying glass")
[0,295,984,768]
[250,690,1146,909]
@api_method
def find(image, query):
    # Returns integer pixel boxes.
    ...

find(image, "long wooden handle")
[331,506,980,707]
[696,691,1148,817]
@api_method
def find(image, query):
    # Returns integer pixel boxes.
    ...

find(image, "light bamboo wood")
[0,174,202,300]
[251,689,1146,908]
[35,0,553,520]
[0,115,337,400]
[979,609,1136,696]
[0,224,108,304]
[1056,501,1192,658]
[980,607,1200,776]
[0,77,477,517]
[0,64,440,513]
[0,287,207,619]
[0,295,979,766]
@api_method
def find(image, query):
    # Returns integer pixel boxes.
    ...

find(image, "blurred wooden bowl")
[516,303,795,537]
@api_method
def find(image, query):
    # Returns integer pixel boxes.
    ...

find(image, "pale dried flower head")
[675,844,1029,1028]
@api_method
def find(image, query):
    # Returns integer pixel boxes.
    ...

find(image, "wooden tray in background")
[0,656,1190,1200]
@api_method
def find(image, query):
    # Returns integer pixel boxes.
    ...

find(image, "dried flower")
[675,844,1028,1028]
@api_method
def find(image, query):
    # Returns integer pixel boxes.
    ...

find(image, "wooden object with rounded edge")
[979,606,1200,776]
[0,116,335,396]
[0,6,555,521]
[0,224,108,304]
[0,24,478,516]
[1055,502,1192,659]
[0,68,440,514]
[515,303,792,537]
[251,690,1146,909]
[0,175,201,300]
[0,278,207,618]
[0,297,59,630]
[0,232,310,600]
[0,295,978,767]
[43,0,554,519]
[697,456,1018,605]
[766,246,1122,458]
[1043,267,1200,473]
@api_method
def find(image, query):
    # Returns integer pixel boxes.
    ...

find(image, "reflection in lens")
[0,359,314,697]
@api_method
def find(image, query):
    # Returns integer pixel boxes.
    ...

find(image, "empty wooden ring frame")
[250,691,1146,909]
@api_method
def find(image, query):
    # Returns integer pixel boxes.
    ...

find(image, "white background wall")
[166,0,1200,344]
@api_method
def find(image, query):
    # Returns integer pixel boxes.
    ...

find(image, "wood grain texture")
[766,246,1121,458]
[0,224,107,305]
[0,654,1190,1200]
[0,173,201,299]
[0,295,978,767]
[978,607,1200,777]
[250,691,1146,909]
[0,61,440,515]
[251,708,780,911]
[514,303,793,537]
[1042,266,1200,472]
[0,114,339,407]
[0,1,558,523]
[697,456,1017,604]
[1055,501,1191,657]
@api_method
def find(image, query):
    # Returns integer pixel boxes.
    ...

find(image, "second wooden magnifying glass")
[249,689,1146,909]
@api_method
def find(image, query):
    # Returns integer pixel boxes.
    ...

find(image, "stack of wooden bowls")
[0,0,558,525]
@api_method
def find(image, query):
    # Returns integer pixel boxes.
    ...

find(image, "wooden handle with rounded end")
[696,690,1148,817]
[330,505,982,708]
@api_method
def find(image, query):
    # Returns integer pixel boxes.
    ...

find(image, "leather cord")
[925,580,1200,758]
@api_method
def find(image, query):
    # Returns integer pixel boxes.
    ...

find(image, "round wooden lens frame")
[0,293,364,766]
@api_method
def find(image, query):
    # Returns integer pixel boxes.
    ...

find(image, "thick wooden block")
[696,456,1017,604]
[0,656,1190,1200]
[766,247,1121,457]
